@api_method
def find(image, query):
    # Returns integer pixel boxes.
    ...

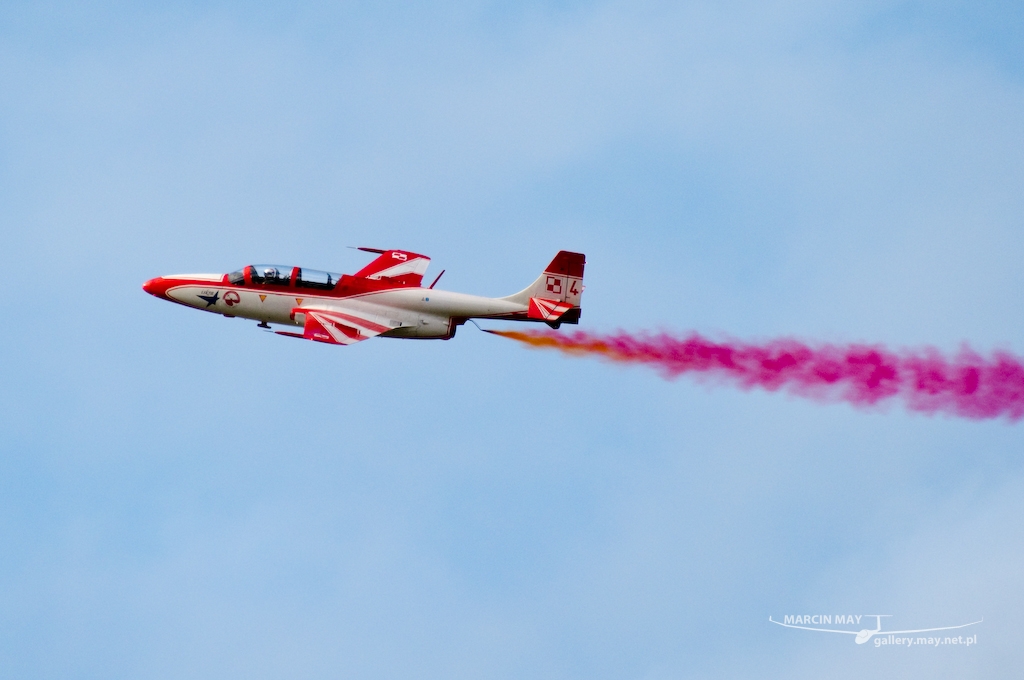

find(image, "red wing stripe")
[303,312,363,345]
[314,310,389,334]
[324,320,362,343]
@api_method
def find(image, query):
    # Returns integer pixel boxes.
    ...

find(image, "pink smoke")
[487,329,1024,421]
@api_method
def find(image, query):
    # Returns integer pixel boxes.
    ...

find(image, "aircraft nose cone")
[143,277,167,298]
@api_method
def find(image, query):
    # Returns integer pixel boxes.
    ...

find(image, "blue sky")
[2,1,1023,677]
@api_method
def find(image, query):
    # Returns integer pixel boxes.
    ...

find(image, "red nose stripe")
[142,277,173,299]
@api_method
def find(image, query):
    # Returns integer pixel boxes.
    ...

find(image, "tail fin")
[502,251,586,321]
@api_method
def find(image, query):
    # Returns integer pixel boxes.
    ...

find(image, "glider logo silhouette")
[769,614,982,646]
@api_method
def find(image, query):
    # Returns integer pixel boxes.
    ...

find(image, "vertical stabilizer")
[502,251,585,311]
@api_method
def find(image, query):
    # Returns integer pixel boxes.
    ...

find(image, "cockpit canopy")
[227,265,345,290]
[251,265,291,286]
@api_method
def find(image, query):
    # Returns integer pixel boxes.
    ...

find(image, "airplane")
[143,248,585,345]
[768,614,983,645]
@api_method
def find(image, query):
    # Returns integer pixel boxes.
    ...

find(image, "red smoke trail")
[486,329,1024,421]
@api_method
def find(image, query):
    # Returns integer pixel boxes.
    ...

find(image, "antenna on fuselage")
[350,246,387,254]
[428,270,445,289]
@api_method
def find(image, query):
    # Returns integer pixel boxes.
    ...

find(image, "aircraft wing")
[767,618,857,634]
[883,620,983,635]
[277,305,393,345]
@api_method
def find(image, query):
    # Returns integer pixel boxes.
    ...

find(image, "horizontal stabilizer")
[527,297,574,321]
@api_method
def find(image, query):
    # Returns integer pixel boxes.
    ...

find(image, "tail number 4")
[546,277,582,297]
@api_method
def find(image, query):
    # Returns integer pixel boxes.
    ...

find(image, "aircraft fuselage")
[143,272,529,339]
[143,250,585,345]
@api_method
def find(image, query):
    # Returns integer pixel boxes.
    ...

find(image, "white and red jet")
[143,249,585,345]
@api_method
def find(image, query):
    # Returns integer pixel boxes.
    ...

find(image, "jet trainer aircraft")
[143,249,585,345]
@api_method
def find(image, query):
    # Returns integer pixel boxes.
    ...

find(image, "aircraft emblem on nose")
[197,292,220,307]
